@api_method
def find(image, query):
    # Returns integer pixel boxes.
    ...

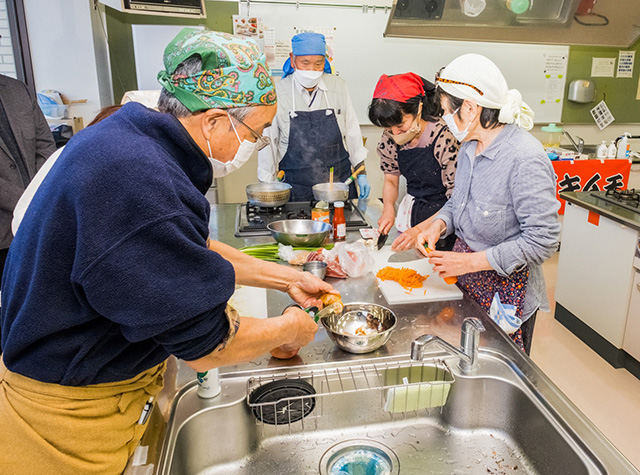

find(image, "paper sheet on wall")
[590,100,615,130]
[591,57,616,78]
[233,15,266,53]
[540,53,567,105]
[617,50,635,78]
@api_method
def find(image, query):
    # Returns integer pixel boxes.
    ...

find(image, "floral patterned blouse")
[377,119,459,198]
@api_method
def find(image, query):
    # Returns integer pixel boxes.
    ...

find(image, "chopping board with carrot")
[372,248,463,305]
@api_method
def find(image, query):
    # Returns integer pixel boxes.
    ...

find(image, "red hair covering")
[372,72,425,102]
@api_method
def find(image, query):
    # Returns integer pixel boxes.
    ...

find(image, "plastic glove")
[357,174,371,200]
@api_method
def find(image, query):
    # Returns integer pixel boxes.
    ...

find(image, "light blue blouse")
[436,124,561,319]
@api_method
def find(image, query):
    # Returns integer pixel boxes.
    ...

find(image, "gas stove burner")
[246,202,285,214]
[605,188,640,207]
[286,210,311,220]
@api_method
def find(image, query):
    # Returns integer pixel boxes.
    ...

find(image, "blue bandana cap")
[282,32,332,78]
[292,32,326,56]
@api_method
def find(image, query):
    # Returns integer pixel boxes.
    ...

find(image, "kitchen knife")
[376,233,389,250]
[388,248,424,262]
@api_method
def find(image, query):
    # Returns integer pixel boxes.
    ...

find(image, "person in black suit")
[0,74,56,350]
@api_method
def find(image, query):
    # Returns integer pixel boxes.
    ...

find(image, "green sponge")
[382,365,453,413]
[384,383,451,412]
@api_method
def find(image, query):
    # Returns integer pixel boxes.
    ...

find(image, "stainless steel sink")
[157,352,623,475]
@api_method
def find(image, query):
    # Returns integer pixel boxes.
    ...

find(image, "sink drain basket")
[319,439,400,475]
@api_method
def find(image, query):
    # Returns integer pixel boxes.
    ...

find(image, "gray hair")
[158,55,253,125]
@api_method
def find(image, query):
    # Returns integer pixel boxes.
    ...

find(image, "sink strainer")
[319,440,400,475]
[248,379,316,425]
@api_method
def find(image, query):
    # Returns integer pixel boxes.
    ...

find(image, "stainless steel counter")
[561,191,640,231]
[125,199,639,474]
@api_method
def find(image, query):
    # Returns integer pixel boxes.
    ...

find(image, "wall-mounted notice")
[591,57,616,78]
[233,16,265,52]
[541,53,567,104]
[617,50,635,78]
[590,100,615,130]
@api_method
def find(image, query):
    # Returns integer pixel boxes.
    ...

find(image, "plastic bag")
[489,293,522,334]
[335,241,374,278]
[307,248,347,278]
[277,244,310,266]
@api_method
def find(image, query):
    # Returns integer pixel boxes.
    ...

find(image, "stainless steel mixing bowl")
[267,219,332,247]
[321,303,397,354]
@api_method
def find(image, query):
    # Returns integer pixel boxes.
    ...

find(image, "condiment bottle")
[312,200,330,224]
[333,201,346,241]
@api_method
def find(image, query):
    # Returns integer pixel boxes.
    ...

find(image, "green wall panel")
[105,1,237,104]
[562,38,640,124]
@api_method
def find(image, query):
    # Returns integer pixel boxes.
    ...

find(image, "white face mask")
[442,108,469,142]
[293,69,323,89]
[207,112,257,178]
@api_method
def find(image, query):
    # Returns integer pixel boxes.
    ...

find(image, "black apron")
[397,126,456,251]
[279,84,355,202]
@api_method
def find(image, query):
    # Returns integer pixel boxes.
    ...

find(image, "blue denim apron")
[279,83,355,202]
[398,126,455,250]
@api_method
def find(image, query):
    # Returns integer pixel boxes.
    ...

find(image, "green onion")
[240,243,334,262]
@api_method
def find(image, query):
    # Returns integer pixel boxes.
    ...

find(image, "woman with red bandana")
[368,73,459,251]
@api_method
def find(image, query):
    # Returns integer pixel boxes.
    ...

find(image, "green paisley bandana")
[157,28,277,112]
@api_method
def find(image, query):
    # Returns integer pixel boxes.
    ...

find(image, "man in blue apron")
[257,32,370,202]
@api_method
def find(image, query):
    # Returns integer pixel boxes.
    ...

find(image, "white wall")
[23,0,107,123]
[0,0,17,78]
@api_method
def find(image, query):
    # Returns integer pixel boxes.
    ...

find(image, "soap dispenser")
[597,141,608,159]
[607,140,617,158]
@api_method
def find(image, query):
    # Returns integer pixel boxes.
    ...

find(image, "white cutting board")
[373,248,463,305]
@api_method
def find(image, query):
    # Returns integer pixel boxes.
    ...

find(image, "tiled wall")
[0,0,16,78]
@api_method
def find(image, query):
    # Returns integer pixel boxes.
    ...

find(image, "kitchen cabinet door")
[623,270,640,361]
[555,203,637,347]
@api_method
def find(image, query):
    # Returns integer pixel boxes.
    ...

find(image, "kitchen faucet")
[411,317,485,374]
[562,130,584,155]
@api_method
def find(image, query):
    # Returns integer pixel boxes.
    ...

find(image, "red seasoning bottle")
[333,201,346,241]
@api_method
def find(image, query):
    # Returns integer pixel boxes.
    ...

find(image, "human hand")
[416,219,446,257]
[357,175,371,200]
[391,226,420,251]
[377,208,395,236]
[270,306,319,359]
[285,270,338,309]
[427,249,473,279]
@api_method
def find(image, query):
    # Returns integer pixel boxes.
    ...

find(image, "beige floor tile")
[531,252,640,471]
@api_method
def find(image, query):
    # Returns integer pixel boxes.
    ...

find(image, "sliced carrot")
[444,276,458,285]
[377,266,428,291]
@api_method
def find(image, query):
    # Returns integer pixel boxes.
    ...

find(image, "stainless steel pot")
[312,182,349,203]
[321,303,397,354]
[246,182,292,208]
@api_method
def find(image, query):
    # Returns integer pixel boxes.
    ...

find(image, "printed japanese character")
[583,173,602,191]
[603,174,624,192]
[558,173,581,193]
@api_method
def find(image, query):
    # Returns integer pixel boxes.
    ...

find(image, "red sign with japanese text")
[552,159,631,214]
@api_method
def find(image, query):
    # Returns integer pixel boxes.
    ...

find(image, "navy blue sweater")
[1,103,236,385]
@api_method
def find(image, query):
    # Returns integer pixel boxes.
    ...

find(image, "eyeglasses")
[435,68,484,96]
[228,113,271,151]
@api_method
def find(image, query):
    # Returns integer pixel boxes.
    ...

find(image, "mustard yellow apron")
[0,358,166,475]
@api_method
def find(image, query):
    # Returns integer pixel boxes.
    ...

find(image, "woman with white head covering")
[416,54,561,354]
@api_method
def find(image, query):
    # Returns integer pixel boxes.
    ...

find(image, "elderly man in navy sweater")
[0,29,333,475]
